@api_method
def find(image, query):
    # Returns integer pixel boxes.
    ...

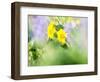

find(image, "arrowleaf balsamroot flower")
[47,21,56,39]
[57,29,66,45]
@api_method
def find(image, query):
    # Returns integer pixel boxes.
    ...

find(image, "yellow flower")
[47,21,56,39]
[75,18,80,25]
[57,29,66,44]
[66,17,73,23]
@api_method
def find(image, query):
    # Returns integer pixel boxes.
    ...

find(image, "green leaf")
[55,24,64,31]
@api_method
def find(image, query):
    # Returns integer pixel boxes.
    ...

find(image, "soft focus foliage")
[28,15,88,66]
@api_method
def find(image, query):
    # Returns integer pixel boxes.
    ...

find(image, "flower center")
[60,34,65,39]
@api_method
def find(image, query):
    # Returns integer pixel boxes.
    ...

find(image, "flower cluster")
[47,16,81,46]
[47,21,67,45]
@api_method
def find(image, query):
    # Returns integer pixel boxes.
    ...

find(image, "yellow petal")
[57,29,66,44]
[47,21,56,39]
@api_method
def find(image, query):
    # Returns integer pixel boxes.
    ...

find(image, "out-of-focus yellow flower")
[66,17,73,23]
[57,29,66,44]
[75,18,80,25]
[47,21,56,39]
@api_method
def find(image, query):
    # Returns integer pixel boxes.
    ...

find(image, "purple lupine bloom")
[64,22,75,43]
[31,16,49,42]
